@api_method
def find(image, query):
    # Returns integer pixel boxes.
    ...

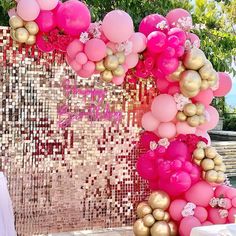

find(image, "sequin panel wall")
[0,27,157,236]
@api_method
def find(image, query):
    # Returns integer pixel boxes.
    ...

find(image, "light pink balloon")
[208,208,227,224]
[102,10,134,43]
[8,8,17,17]
[169,199,187,221]
[112,76,125,85]
[193,88,214,106]
[228,208,236,223]
[67,39,84,59]
[188,33,200,48]
[36,0,59,10]
[195,129,211,146]
[157,122,176,139]
[129,32,147,53]
[82,61,95,74]
[226,188,236,199]
[199,106,219,131]
[179,216,201,236]
[76,52,88,65]
[151,94,178,122]
[77,69,93,78]
[70,60,82,72]
[85,39,107,62]
[35,10,57,32]
[176,122,196,135]
[185,181,214,207]
[125,53,139,69]
[194,206,208,223]
[141,112,160,131]
[17,0,40,21]
[214,72,232,97]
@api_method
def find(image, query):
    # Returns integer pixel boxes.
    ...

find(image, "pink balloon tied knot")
[181,202,196,217]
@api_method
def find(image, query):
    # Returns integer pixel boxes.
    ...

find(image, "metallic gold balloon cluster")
[193,141,226,184]
[176,103,206,127]
[9,15,39,45]
[95,48,126,82]
[178,47,218,98]
[133,191,177,236]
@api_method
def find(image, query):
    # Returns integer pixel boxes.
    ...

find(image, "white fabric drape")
[0,172,17,236]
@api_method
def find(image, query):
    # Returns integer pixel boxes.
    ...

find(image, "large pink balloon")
[139,14,169,36]
[208,208,227,224]
[151,94,178,122]
[36,0,59,10]
[157,56,179,75]
[168,28,187,45]
[35,10,56,32]
[185,181,214,207]
[129,32,147,53]
[141,112,160,131]
[125,53,139,69]
[214,72,232,97]
[176,122,196,135]
[17,0,40,21]
[56,0,91,36]
[179,216,201,236]
[102,10,134,43]
[66,39,84,59]
[169,199,187,221]
[199,106,219,131]
[214,185,230,198]
[147,31,167,54]
[194,206,208,223]
[157,122,176,139]
[193,88,214,106]
[84,39,106,62]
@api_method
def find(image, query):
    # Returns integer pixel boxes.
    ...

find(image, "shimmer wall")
[0,27,156,235]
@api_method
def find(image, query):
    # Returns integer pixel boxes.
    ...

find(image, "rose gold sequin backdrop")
[0,27,156,236]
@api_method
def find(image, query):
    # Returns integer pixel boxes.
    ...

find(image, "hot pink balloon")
[157,122,176,139]
[157,56,179,75]
[155,77,170,93]
[36,0,59,10]
[139,131,159,152]
[199,106,219,131]
[84,39,106,62]
[66,39,84,59]
[76,52,88,65]
[185,181,214,207]
[179,216,201,236]
[125,53,139,69]
[193,88,213,106]
[169,199,187,221]
[168,84,180,95]
[102,10,134,43]
[188,33,200,48]
[141,112,160,131]
[147,31,167,54]
[168,28,187,45]
[208,208,227,224]
[35,10,56,32]
[129,32,147,53]
[139,14,169,36]
[112,76,125,85]
[176,122,196,135]
[17,0,40,21]
[151,94,178,122]
[36,32,55,52]
[166,140,188,161]
[214,72,232,97]
[194,206,208,223]
[56,0,91,36]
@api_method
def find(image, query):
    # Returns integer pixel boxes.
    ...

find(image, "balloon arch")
[7,0,234,235]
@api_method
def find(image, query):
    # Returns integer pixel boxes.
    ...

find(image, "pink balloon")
[215,185,230,198]
[228,208,236,223]
[194,206,208,223]
[8,8,16,17]
[141,112,160,132]
[157,122,176,139]
[36,32,55,52]
[36,0,59,10]
[112,76,125,85]
[106,42,116,52]
[188,33,200,48]
[195,129,211,145]
[17,0,40,21]
[82,61,95,73]
[214,72,232,97]
[157,56,179,75]
[199,106,219,131]
[151,94,178,122]
[168,84,180,95]
[168,28,187,45]
[147,31,167,54]
[185,181,214,207]
[77,69,93,78]
[139,14,169,36]
[208,208,227,224]
[70,60,82,72]
[155,77,170,93]
[176,122,196,135]
[102,10,134,43]
[76,52,88,65]
[169,199,187,221]
[166,140,188,161]
[84,39,106,62]
[193,89,214,106]
[129,32,147,53]
[56,0,91,36]
[225,198,232,210]
[202,221,213,226]
[66,39,84,59]
[179,216,201,236]
[166,8,193,30]
[35,10,56,32]
[232,197,236,208]
[226,188,236,199]
[125,53,139,69]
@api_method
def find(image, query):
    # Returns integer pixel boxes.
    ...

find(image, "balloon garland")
[6,0,234,235]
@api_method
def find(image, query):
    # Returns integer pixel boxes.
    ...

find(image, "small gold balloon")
[193,148,205,160]
[205,147,217,159]
[214,155,223,166]
[163,212,170,222]
[137,204,152,218]
[148,191,170,210]
[194,158,201,166]
[104,55,119,70]
[183,47,207,70]
[199,64,216,81]
[201,158,215,171]
[113,65,125,77]
[207,69,218,81]
[176,111,187,121]
[24,21,39,35]
[153,209,165,221]
[106,47,113,56]
[25,35,36,45]
[10,29,17,41]
[197,141,207,149]
[208,79,217,87]
[168,221,178,236]
[116,52,126,64]
[204,60,213,68]
[216,171,225,183]
[215,163,226,172]
[184,103,197,116]
[133,219,150,236]
[205,170,218,182]
[167,62,185,81]
[15,27,29,43]
[101,70,113,82]
[181,87,200,98]
[151,221,171,236]
[200,80,210,90]
[196,103,205,115]
[187,115,200,127]
[199,115,206,125]
[143,214,156,227]
[96,61,106,72]
[9,15,24,29]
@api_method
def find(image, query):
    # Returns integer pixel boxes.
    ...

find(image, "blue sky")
[226,77,236,107]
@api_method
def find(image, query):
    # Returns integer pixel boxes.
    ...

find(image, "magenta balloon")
[175,45,185,57]
[214,72,232,97]
[157,122,176,139]
[185,181,214,207]
[139,14,169,36]
[179,216,201,236]
[70,60,82,72]
[141,111,160,131]
[36,32,55,52]
[168,28,187,45]
[155,78,170,93]
[36,0,59,10]
[147,31,167,54]
[194,206,208,223]
[166,140,188,161]
[169,199,187,221]
[193,88,214,106]
[139,131,159,151]
[162,46,176,58]
[188,32,200,48]
[232,197,236,208]
[151,94,178,122]
[157,56,179,75]
[189,165,201,184]
[84,39,106,62]
[208,208,227,224]
[199,106,219,131]
[167,35,180,47]
[35,10,56,32]
[176,122,196,135]
[17,0,40,21]
[168,84,181,95]
[56,0,91,36]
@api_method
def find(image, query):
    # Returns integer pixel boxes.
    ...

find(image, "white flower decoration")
[88,21,102,38]
[80,32,90,44]
[156,20,168,30]
[174,16,193,30]
[218,198,227,209]
[173,93,191,111]
[158,138,170,148]
[209,197,219,208]
[116,40,133,55]
[219,209,228,219]
[182,202,196,217]
[150,141,158,151]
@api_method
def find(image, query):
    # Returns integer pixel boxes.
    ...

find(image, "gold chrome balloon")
[153,209,165,221]
[196,103,205,115]
[197,141,207,149]
[216,172,225,183]
[25,35,36,45]
[143,214,155,227]
[194,158,201,166]
[199,115,206,125]
[184,103,197,116]
[205,147,217,159]
[181,87,200,98]
[168,221,178,236]
[214,155,223,166]
[176,112,187,122]
[148,191,170,210]
[200,80,210,90]
[215,163,226,172]
[104,55,119,70]
[193,148,205,160]
[163,212,170,222]
[101,70,113,82]
[96,61,106,72]
[205,170,218,182]
[113,65,125,77]
[180,70,202,92]
[15,28,29,43]
[106,47,113,56]
[116,52,126,64]
[151,221,171,236]
[187,115,200,127]
[167,62,185,81]
[183,47,206,70]
[24,21,39,35]
[9,15,24,29]
[201,159,215,171]
[199,64,216,80]
[10,29,17,41]
[137,203,152,218]
[133,219,150,236]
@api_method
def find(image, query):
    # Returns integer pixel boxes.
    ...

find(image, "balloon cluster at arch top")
[7,1,234,236]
